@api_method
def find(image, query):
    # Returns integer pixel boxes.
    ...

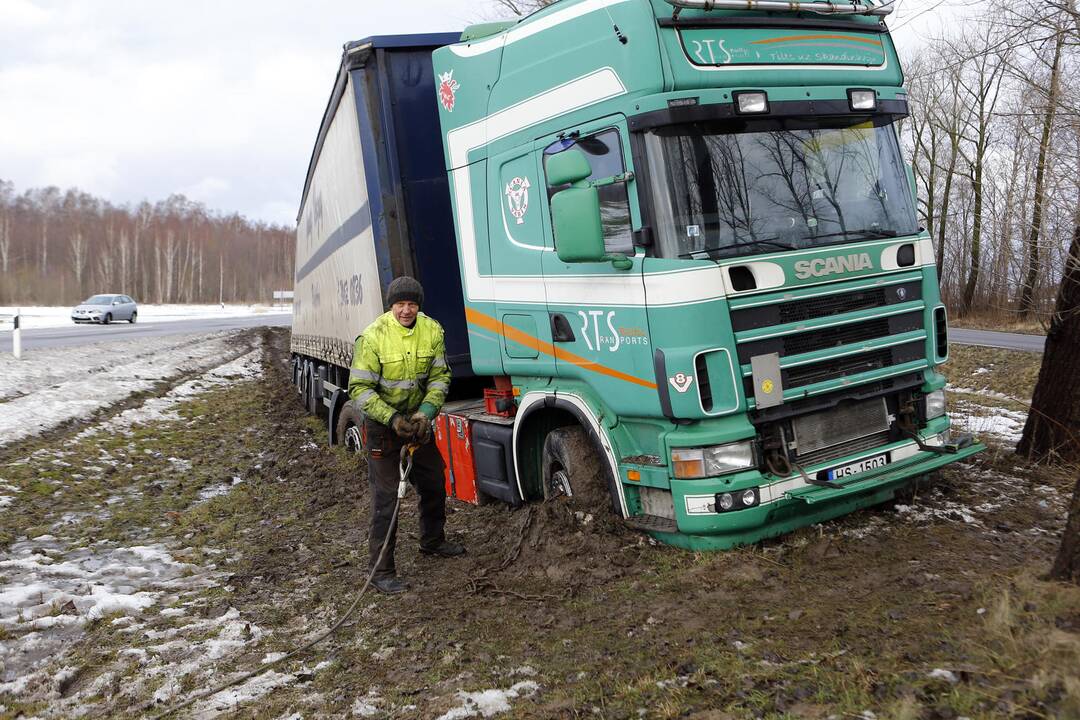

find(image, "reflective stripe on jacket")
[348,311,450,426]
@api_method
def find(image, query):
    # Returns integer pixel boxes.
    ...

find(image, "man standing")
[348,276,465,594]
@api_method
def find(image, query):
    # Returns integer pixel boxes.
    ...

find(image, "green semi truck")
[292,0,983,551]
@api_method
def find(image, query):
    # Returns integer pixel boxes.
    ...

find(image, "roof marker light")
[848,89,877,111]
[734,91,769,115]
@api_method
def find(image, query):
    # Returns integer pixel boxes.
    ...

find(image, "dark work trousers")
[365,422,447,578]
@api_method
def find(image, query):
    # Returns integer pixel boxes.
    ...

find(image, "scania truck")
[290,0,983,551]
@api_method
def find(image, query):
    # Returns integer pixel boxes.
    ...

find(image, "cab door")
[536,118,655,413]
[486,146,556,377]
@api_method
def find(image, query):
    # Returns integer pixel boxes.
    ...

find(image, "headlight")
[925,389,947,420]
[672,440,755,479]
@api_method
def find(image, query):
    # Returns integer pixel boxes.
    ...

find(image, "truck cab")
[433,0,983,549]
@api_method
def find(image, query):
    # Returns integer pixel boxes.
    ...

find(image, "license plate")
[827,453,889,481]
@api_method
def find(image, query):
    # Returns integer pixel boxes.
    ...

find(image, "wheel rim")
[549,468,573,498]
[344,425,362,453]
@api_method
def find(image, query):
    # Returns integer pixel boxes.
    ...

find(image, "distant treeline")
[0,179,296,306]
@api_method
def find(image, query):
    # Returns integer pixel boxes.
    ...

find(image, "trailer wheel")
[336,402,365,454]
[542,426,605,502]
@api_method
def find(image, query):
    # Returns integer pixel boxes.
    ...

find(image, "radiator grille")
[795,430,892,468]
[792,398,889,455]
[783,318,891,356]
[786,349,893,387]
[779,288,886,324]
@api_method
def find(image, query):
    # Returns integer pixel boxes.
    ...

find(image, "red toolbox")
[434,407,479,504]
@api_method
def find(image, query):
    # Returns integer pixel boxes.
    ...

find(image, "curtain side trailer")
[293,1,985,551]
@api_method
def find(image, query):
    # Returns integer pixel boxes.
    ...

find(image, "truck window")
[544,129,633,255]
[643,115,918,260]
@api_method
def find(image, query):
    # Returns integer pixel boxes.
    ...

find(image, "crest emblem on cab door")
[438,70,460,112]
[505,176,531,224]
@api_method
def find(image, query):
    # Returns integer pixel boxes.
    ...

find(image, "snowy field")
[0,304,290,330]
[0,330,265,446]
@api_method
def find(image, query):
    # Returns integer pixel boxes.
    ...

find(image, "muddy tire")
[541,426,620,516]
[336,402,365,454]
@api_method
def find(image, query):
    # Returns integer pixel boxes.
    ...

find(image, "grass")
[1,329,1078,719]
[950,309,1049,336]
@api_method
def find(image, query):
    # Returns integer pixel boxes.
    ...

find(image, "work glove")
[410,411,432,444]
[390,413,417,440]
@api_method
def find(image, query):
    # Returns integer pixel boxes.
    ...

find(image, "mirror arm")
[591,171,635,188]
[604,253,633,271]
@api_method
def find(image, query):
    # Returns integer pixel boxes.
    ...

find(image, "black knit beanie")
[386,276,424,308]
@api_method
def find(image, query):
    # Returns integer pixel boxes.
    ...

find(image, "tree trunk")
[1018,32,1063,319]
[1017,212,1080,463]
[1052,471,1080,583]
[961,167,984,314]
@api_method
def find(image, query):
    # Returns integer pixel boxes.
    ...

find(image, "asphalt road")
[0,316,1044,354]
[0,314,292,352]
[951,328,1046,353]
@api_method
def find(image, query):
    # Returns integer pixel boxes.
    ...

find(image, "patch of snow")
[192,669,295,718]
[0,537,216,700]
[436,681,540,720]
[928,668,959,683]
[950,400,1027,447]
[0,331,264,446]
[352,691,383,717]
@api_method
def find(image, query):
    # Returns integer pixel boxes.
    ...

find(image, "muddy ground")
[1,328,1078,719]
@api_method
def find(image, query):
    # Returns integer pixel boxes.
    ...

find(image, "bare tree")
[490,0,555,15]
[1017,27,1067,317]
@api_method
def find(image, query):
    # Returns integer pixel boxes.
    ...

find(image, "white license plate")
[827,453,889,481]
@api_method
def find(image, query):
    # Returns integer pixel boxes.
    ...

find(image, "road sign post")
[12,309,21,360]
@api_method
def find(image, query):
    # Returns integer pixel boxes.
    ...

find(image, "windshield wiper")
[679,236,798,259]
[809,228,900,241]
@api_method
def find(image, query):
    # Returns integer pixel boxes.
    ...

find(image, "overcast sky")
[1,0,952,228]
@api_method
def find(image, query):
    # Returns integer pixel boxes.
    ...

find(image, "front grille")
[783,318,890,356]
[795,430,892,468]
[780,288,886,324]
[736,311,923,364]
[787,349,893,386]
[731,280,922,332]
[792,398,889,455]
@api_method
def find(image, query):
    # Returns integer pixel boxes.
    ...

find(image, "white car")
[71,294,138,324]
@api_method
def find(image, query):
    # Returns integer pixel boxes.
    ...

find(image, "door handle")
[550,313,576,343]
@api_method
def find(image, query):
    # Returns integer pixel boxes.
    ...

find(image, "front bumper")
[655,435,984,550]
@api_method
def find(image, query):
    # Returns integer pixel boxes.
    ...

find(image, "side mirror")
[551,186,606,264]
[546,148,592,186]
[547,148,633,269]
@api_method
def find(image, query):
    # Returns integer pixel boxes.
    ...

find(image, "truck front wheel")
[336,402,364,454]
[542,426,620,517]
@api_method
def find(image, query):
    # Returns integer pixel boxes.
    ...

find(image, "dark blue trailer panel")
[349,36,471,376]
[293,32,470,378]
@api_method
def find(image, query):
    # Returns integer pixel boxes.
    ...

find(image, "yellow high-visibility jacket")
[348,311,450,425]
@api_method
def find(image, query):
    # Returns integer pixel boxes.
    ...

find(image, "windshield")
[84,295,114,304]
[644,115,918,260]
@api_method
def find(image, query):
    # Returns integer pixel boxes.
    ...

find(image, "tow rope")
[150,444,419,719]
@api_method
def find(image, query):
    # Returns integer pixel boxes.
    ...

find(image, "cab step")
[624,514,679,534]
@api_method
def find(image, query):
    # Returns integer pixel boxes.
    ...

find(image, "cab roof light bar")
[664,0,894,17]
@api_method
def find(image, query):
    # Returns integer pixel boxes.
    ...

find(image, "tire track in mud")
[0,329,263,464]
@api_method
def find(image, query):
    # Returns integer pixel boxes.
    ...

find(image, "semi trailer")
[290,0,984,551]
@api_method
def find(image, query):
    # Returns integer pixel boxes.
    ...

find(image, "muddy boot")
[371,574,408,594]
[419,540,466,558]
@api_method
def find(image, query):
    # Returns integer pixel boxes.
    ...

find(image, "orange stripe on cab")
[465,308,658,390]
